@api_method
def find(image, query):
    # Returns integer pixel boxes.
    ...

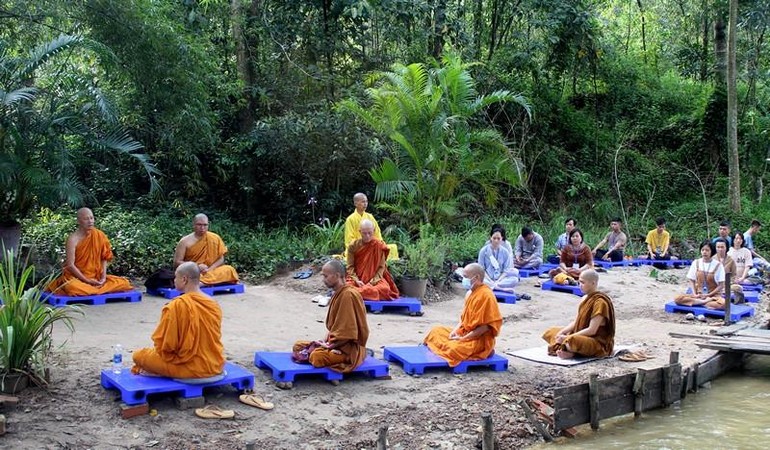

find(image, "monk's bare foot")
[556,349,575,359]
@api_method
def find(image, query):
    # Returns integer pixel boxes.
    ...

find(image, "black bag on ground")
[144,267,175,290]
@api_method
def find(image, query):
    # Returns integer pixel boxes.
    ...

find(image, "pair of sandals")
[293,269,313,279]
[194,392,274,419]
[618,350,654,362]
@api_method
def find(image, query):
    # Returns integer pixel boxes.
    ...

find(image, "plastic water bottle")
[112,344,123,374]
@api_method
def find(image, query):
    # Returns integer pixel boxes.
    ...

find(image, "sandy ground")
[2,265,768,449]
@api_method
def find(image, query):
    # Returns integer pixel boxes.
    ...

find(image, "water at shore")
[536,355,770,450]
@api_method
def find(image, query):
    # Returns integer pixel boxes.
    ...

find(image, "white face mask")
[461,276,474,290]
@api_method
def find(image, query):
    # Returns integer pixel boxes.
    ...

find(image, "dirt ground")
[3,265,768,450]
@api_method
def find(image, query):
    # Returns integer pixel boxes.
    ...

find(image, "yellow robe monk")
[132,292,225,378]
[184,231,239,285]
[47,229,131,296]
[344,211,398,260]
[542,291,616,357]
[293,285,369,373]
[424,284,503,367]
[346,238,399,301]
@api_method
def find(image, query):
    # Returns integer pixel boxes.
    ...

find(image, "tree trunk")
[727,0,740,212]
[636,0,647,64]
[473,0,483,59]
[322,0,335,99]
[230,0,256,132]
[714,18,726,86]
[700,10,709,82]
[432,0,447,59]
[488,0,500,59]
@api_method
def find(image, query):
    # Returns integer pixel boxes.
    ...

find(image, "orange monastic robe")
[47,228,131,296]
[132,292,225,378]
[424,284,503,367]
[293,285,370,373]
[346,239,399,301]
[184,232,239,285]
[542,291,616,357]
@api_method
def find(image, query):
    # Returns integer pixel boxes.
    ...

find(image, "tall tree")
[727,0,740,211]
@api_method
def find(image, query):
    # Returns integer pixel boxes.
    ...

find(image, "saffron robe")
[132,292,225,378]
[293,285,369,373]
[542,291,616,357]
[346,238,399,301]
[343,210,399,260]
[183,231,239,285]
[424,284,503,367]
[47,228,131,296]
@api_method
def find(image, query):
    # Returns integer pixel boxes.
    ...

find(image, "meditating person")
[514,226,544,269]
[715,238,743,302]
[478,225,519,292]
[728,232,754,284]
[484,223,514,255]
[674,240,725,310]
[346,219,399,300]
[542,269,615,359]
[592,218,627,262]
[743,219,770,270]
[711,220,733,247]
[47,208,132,296]
[174,213,239,286]
[132,262,225,378]
[293,260,369,375]
[643,217,678,269]
[548,218,576,264]
[549,228,594,279]
[424,263,503,366]
[343,192,398,260]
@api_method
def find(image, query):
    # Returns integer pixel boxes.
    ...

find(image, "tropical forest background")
[2,0,770,282]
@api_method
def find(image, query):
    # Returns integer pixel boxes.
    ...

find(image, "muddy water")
[537,355,770,450]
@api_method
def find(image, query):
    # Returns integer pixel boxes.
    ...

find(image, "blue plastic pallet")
[631,258,691,267]
[254,352,388,382]
[41,290,141,307]
[541,280,583,296]
[100,362,254,406]
[518,266,548,277]
[364,297,423,315]
[595,260,630,269]
[664,301,755,321]
[685,287,760,303]
[383,345,508,375]
[493,290,517,304]
[739,283,763,292]
[146,283,245,299]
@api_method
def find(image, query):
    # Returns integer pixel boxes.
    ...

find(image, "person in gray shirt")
[514,226,544,269]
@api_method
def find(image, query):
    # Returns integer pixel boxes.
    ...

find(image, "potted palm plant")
[0,250,81,393]
[398,226,446,300]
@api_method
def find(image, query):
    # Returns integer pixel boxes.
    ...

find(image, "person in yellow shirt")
[644,217,678,269]
[343,193,398,260]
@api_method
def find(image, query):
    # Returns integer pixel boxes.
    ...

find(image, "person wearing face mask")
[674,240,726,310]
[424,263,503,367]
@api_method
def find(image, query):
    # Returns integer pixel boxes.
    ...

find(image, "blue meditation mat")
[253,352,388,383]
[518,266,548,277]
[364,297,423,316]
[739,283,763,292]
[41,290,141,307]
[100,362,254,406]
[631,258,691,267]
[146,283,245,299]
[684,287,760,303]
[382,345,508,375]
[493,290,517,304]
[541,280,583,296]
[664,301,755,321]
[594,260,630,269]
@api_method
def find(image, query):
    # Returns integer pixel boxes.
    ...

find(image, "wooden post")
[245,442,256,450]
[692,363,700,392]
[481,413,495,450]
[518,399,553,442]
[680,367,690,399]
[588,373,600,430]
[724,272,732,326]
[377,425,388,450]
[632,369,646,417]
[669,351,679,364]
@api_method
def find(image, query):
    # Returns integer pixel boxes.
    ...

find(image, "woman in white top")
[727,232,753,284]
[674,240,725,309]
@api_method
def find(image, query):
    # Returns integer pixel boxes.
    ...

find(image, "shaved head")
[324,259,346,278]
[578,269,599,294]
[193,213,208,223]
[322,259,347,290]
[353,193,368,213]
[353,193,367,203]
[176,261,201,280]
[463,263,485,280]
[192,213,209,237]
[76,207,95,230]
[360,219,375,243]
[77,207,93,219]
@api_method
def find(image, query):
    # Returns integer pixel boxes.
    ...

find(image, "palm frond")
[0,87,38,106]
[18,34,83,81]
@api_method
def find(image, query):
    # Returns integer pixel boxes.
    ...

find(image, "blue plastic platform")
[541,280,583,296]
[664,301,755,321]
[382,345,508,375]
[631,258,691,267]
[595,260,630,269]
[685,287,760,303]
[146,283,245,299]
[364,297,423,315]
[254,352,388,383]
[41,290,141,307]
[494,290,517,304]
[518,266,548,277]
[739,283,763,292]
[100,362,254,406]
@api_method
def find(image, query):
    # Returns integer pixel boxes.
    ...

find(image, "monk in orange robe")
[47,208,132,296]
[346,219,399,301]
[132,262,225,378]
[542,269,615,359]
[293,260,369,376]
[424,263,503,366]
[174,213,239,285]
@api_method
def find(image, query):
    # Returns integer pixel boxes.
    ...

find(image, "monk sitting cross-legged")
[293,260,370,377]
[47,208,132,296]
[424,263,503,366]
[542,269,616,359]
[346,219,399,301]
[174,213,239,286]
[132,262,225,378]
